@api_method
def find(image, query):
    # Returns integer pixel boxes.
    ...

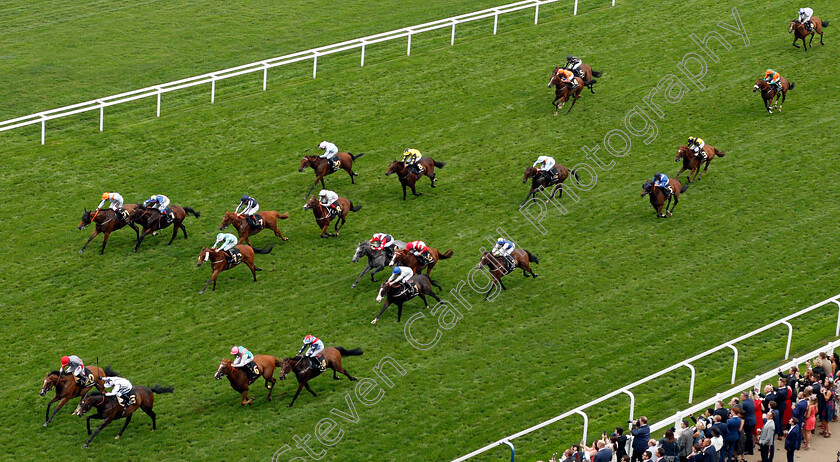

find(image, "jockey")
[235,194,259,227]
[406,240,432,264]
[564,55,583,77]
[653,173,673,197]
[318,189,339,215]
[533,155,558,181]
[556,68,577,89]
[764,69,782,91]
[687,136,707,162]
[798,7,814,30]
[387,266,415,291]
[231,345,259,380]
[97,192,124,212]
[144,194,170,215]
[60,355,86,386]
[370,233,395,251]
[318,141,339,161]
[403,148,423,174]
[491,238,516,270]
[298,335,325,358]
[102,376,133,410]
[213,233,238,256]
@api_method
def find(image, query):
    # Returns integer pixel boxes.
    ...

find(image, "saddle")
[415,252,433,266]
[327,204,342,219]
[117,389,137,407]
[116,208,131,223]
[541,167,559,183]
[244,361,261,383]
[160,210,174,225]
[308,355,326,371]
[78,368,97,388]
[409,163,424,174]
[247,214,264,230]
[329,158,342,172]
[226,248,243,266]
[804,20,814,31]
[501,255,515,274]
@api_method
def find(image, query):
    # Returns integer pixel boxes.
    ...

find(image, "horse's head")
[197,247,212,267]
[78,208,93,229]
[385,160,402,176]
[302,196,318,211]
[789,20,802,33]
[375,281,393,303]
[40,371,61,396]
[72,391,105,417]
[389,249,406,267]
[548,67,562,88]
[753,79,767,93]
[675,146,690,162]
[523,166,538,183]
[641,181,652,197]
[277,357,297,380]
[220,212,236,230]
[476,252,492,269]
[352,242,367,263]
[299,156,314,172]
[214,358,232,379]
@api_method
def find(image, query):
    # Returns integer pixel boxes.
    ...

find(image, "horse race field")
[1,0,838,460]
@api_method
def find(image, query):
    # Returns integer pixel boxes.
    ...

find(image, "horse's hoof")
[267,397,272,401]
[351,284,357,288]
[115,435,120,440]
[288,403,294,408]
[282,237,289,241]
[44,422,49,428]
[371,319,377,324]
[78,249,84,254]
[83,444,89,449]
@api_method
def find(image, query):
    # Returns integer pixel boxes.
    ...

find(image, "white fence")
[0,0,615,145]
[453,292,840,461]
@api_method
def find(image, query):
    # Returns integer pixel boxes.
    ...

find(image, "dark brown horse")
[129,204,200,252]
[298,152,365,198]
[521,165,580,206]
[789,18,827,51]
[219,211,289,246]
[674,145,726,183]
[214,356,281,405]
[573,63,603,93]
[278,347,363,407]
[40,366,111,427]
[385,158,445,200]
[371,275,442,324]
[389,246,454,276]
[549,67,592,114]
[641,179,689,218]
[476,250,539,301]
[753,78,794,114]
[302,195,362,238]
[72,385,174,448]
[196,245,272,294]
[78,205,139,254]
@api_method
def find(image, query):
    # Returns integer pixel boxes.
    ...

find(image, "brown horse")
[302,195,362,238]
[522,165,579,206]
[196,245,272,294]
[371,275,442,324]
[476,250,539,300]
[549,67,592,114]
[574,63,603,93]
[789,18,827,51]
[641,179,689,218]
[78,205,140,254]
[278,347,363,407]
[298,152,365,198]
[40,366,111,427]
[72,385,174,448]
[129,204,200,252]
[385,158,446,200]
[674,145,726,183]
[389,246,453,276]
[214,356,281,405]
[219,211,289,246]
[753,78,794,114]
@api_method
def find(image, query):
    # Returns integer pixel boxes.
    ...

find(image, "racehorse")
[674,145,726,183]
[78,205,140,254]
[641,179,689,218]
[302,195,362,238]
[573,63,603,93]
[385,159,446,200]
[476,250,539,300]
[219,211,290,246]
[389,246,454,276]
[129,204,201,252]
[351,239,407,288]
[371,275,442,324]
[196,245,273,294]
[789,18,827,51]
[753,78,794,114]
[299,152,365,198]
[40,365,113,427]
[521,165,580,206]
[72,385,174,448]
[278,347,363,407]
[214,356,282,405]
[549,67,593,114]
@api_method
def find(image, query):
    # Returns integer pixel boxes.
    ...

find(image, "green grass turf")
[1,0,839,460]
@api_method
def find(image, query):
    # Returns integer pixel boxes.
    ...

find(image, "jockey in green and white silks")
[213,233,238,253]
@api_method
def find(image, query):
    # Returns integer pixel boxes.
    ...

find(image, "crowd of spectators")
[539,352,838,462]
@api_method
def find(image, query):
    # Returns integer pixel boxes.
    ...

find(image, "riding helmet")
[393,267,401,274]
[230,346,240,355]
[61,355,70,366]
[241,194,249,202]
[102,192,110,200]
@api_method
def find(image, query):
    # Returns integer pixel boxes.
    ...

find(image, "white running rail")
[453,292,840,461]
[0,0,616,145]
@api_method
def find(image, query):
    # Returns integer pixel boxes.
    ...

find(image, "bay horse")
[351,239,407,288]
[674,145,726,183]
[299,152,365,198]
[521,165,580,206]
[72,385,174,448]
[385,158,446,200]
[214,355,281,405]
[219,211,289,246]
[302,195,362,238]
[129,204,201,252]
[641,179,689,218]
[196,245,273,294]
[549,67,593,114]
[78,205,140,254]
[476,250,539,301]
[278,347,363,407]
[40,365,113,427]
[371,275,442,324]
[573,63,603,93]
[389,246,454,276]
[753,78,794,114]
[789,18,827,51]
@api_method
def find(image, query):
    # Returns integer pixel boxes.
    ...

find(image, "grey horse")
[351,239,406,288]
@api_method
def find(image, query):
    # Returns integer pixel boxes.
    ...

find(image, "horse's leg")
[347,167,355,184]
[134,228,153,252]
[335,363,356,381]
[670,196,680,216]
[80,229,99,253]
[352,266,371,288]
[270,222,288,241]
[45,397,65,426]
[779,90,786,112]
[369,266,382,282]
[820,30,824,45]
[303,381,318,397]
[521,189,534,207]
[266,376,276,401]
[306,177,319,198]
[247,260,258,282]
[99,231,112,255]
[114,413,133,439]
[289,383,304,407]
[567,93,579,113]
[548,184,562,200]
[483,280,497,301]
[372,301,391,324]
[141,406,156,430]
[809,31,814,47]
[410,181,422,196]
[418,294,430,310]
[83,418,113,448]
[179,222,188,240]
[240,389,250,405]
[167,222,179,245]
[86,415,93,435]
[401,182,407,201]
[793,35,800,48]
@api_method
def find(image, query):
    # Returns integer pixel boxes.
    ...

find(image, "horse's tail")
[277,212,290,219]
[254,245,274,254]
[350,152,365,161]
[788,81,795,90]
[526,250,540,264]
[429,278,443,290]
[183,207,201,218]
[103,365,119,377]
[715,148,726,157]
[822,20,829,27]
[349,202,363,212]
[680,184,690,194]
[150,385,175,394]
[439,249,454,259]
[335,347,363,357]
[433,160,446,168]
[571,169,581,183]
[592,70,603,77]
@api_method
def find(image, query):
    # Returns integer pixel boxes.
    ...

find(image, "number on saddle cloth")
[309,355,326,370]
[330,159,342,172]
[248,214,264,230]
[226,248,243,266]
[82,369,95,387]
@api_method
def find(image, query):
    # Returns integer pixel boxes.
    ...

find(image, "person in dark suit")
[740,391,757,455]
[593,440,613,462]
[783,417,801,462]
[631,417,650,462]
[613,427,628,460]
[713,401,730,422]
[701,438,717,462]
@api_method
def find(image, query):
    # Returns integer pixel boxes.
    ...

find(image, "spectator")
[722,407,742,462]
[659,429,679,459]
[558,448,575,462]
[631,417,651,462]
[678,420,694,462]
[613,427,628,460]
[739,391,756,456]
[758,411,775,462]
[593,439,613,462]
[773,378,792,438]
[802,395,816,450]
[687,444,702,462]
[821,378,835,437]
[767,400,780,440]
[647,439,659,461]
[713,401,730,422]
[701,438,717,462]
[791,391,808,424]
[712,415,728,444]
[783,417,801,462]
[694,421,707,444]
[777,366,803,397]
[710,427,723,455]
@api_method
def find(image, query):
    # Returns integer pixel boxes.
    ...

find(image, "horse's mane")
[48,370,63,377]
[85,391,104,397]
[103,365,119,376]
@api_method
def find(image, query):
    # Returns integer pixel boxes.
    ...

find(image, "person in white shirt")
[97,192,124,211]
[318,141,339,161]
[318,189,339,215]
[103,376,133,410]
